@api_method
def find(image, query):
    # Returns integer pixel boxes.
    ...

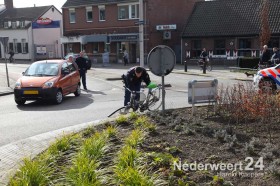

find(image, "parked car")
[14,60,81,105]
[253,64,280,92]
[64,53,92,70]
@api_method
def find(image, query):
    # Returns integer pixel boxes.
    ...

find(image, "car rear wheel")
[15,98,26,105]
[54,90,63,104]
[74,84,81,96]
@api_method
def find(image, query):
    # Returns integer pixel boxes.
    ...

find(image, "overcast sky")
[0,0,65,11]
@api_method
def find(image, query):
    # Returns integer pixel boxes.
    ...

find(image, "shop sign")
[37,18,52,25]
[156,24,176,30]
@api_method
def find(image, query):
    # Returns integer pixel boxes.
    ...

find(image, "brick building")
[182,0,280,61]
[61,0,199,64]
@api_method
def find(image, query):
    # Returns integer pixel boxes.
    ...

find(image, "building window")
[11,22,17,29]
[130,4,139,19]
[8,43,13,53]
[86,7,93,22]
[118,6,128,19]
[22,39,28,53]
[4,22,9,28]
[13,39,18,53]
[239,39,251,57]
[191,40,201,58]
[69,8,76,23]
[214,39,225,55]
[268,37,279,48]
[20,21,25,28]
[118,3,139,20]
[99,5,105,21]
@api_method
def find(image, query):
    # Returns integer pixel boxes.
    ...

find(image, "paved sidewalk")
[0,62,253,185]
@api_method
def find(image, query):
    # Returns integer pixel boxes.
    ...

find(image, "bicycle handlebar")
[124,84,161,94]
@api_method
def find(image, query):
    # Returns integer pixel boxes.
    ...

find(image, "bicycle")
[197,59,212,71]
[108,84,163,117]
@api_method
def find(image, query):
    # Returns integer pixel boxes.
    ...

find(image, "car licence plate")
[23,90,39,94]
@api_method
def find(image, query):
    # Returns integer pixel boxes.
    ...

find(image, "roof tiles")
[182,0,280,37]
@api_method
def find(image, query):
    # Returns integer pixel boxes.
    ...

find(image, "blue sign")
[32,21,60,29]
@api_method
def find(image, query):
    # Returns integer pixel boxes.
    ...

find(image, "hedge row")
[238,57,259,69]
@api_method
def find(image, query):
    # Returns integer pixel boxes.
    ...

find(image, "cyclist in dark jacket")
[122,66,151,106]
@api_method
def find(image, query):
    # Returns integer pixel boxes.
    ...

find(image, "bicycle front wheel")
[148,87,163,111]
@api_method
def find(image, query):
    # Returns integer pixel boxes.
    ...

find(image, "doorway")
[130,43,136,63]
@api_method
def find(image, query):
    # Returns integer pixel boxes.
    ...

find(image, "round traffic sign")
[147,45,176,76]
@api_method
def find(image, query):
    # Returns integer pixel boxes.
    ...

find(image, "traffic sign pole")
[0,37,10,87]
[147,45,176,113]
[139,0,144,67]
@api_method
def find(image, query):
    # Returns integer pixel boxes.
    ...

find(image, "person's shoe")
[84,87,88,91]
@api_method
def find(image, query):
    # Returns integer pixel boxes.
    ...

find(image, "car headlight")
[43,81,54,88]
[15,81,21,89]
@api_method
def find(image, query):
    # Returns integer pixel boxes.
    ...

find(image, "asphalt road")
[0,63,245,147]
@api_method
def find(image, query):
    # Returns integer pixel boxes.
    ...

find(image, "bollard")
[184,60,188,72]
[203,61,206,74]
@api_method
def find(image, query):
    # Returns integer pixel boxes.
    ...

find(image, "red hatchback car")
[14,60,81,105]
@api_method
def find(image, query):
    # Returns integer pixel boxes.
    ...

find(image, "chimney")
[4,0,13,9]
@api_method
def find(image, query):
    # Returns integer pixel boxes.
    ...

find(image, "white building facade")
[0,2,62,61]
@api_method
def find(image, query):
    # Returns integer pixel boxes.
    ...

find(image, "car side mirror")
[22,72,25,75]
[62,68,70,75]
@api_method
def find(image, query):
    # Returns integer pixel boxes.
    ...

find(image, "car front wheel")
[54,90,63,104]
[15,98,26,105]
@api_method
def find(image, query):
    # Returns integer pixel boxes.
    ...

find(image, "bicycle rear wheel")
[148,87,163,111]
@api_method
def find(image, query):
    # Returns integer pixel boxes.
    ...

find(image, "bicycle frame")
[125,86,142,111]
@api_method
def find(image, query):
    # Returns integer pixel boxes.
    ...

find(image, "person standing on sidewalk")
[200,48,208,74]
[75,51,88,90]
[123,49,128,66]
[260,45,271,66]
[8,49,14,63]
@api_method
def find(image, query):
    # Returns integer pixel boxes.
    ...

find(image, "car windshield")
[25,63,59,76]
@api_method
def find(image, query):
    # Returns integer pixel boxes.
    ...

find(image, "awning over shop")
[81,35,107,44]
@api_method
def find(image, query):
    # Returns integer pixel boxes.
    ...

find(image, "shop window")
[93,43,99,53]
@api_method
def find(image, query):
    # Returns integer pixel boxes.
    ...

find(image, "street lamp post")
[139,0,144,67]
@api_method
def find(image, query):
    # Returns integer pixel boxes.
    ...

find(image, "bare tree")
[259,0,271,47]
